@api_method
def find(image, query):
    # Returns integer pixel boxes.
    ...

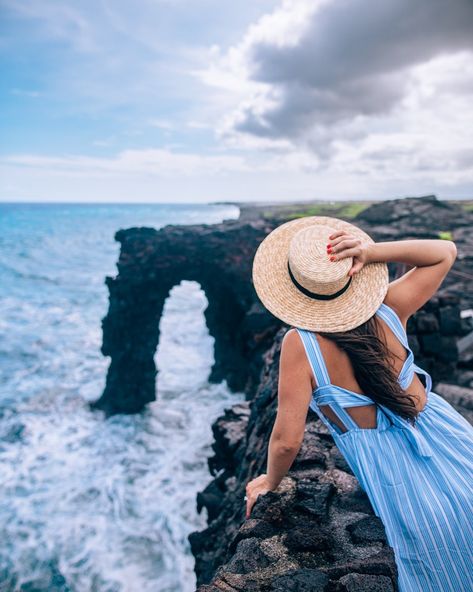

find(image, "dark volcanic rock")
[229,519,279,551]
[356,194,469,232]
[208,403,251,475]
[347,516,388,544]
[270,568,329,591]
[94,195,473,591]
[284,525,328,552]
[293,481,335,520]
[335,573,395,591]
[91,219,278,416]
[225,538,272,574]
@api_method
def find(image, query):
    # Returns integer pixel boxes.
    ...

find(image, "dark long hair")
[318,313,421,424]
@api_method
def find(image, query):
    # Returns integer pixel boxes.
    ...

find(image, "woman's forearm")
[365,239,456,268]
[265,434,301,490]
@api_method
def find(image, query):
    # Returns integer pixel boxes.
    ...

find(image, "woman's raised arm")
[365,239,457,323]
[328,230,457,324]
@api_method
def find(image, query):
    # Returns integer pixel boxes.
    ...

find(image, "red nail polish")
[330,256,335,261]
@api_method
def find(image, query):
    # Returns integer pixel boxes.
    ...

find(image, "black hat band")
[287,260,352,300]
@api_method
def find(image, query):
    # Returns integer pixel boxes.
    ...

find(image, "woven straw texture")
[252,215,388,332]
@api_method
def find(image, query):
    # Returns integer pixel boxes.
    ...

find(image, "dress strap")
[295,329,330,387]
[295,329,361,433]
[411,362,433,396]
[375,302,409,349]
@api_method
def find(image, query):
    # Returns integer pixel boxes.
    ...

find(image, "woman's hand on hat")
[327,230,370,276]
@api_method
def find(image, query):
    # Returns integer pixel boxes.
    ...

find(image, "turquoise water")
[0,202,243,592]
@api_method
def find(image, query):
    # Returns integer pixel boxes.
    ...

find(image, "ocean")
[0,202,243,592]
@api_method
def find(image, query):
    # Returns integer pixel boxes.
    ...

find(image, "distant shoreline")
[2,196,473,226]
[1,195,472,207]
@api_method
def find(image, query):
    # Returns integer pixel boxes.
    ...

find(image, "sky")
[1,0,473,203]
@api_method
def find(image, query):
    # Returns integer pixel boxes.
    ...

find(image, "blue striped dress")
[296,302,473,592]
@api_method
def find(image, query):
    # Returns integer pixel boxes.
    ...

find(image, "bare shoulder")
[281,328,310,362]
[281,327,303,352]
[280,328,314,387]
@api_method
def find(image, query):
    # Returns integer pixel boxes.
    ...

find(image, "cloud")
[0,146,340,202]
[1,0,99,53]
[203,0,473,151]
[10,88,43,98]
[1,149,252,176]
[148,119,176,131]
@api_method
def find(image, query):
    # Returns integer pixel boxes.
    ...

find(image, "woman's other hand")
[245,474,276,519]
[327,230,371,276]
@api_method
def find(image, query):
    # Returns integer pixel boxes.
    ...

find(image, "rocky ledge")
[93,195,473,590]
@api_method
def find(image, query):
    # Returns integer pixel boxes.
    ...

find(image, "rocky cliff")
[92,195,473,591]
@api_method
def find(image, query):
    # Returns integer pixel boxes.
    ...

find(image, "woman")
[246,215,473,592]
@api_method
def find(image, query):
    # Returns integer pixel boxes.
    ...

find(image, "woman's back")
[308,299,429,432]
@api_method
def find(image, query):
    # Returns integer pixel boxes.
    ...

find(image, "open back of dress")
[296,301,431,440]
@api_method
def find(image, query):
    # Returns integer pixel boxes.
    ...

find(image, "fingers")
[246,492,257,519]
[328,229,350,240]
[245,489,262,519]
[330,236,361,252]
[348,260,364,276]
[245,483,252,519]
[245,475,270,519]
[331,247,362,262]
[328,240,361,260]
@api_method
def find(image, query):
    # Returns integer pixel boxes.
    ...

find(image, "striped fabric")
[296,302,473,591]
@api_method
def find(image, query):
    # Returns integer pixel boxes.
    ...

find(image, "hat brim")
[252,215,389,332]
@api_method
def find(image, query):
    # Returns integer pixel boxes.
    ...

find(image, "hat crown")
[251,214,389,332]
[288,225,352,296]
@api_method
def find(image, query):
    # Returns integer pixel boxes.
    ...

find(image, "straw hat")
[251,215,389,332]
